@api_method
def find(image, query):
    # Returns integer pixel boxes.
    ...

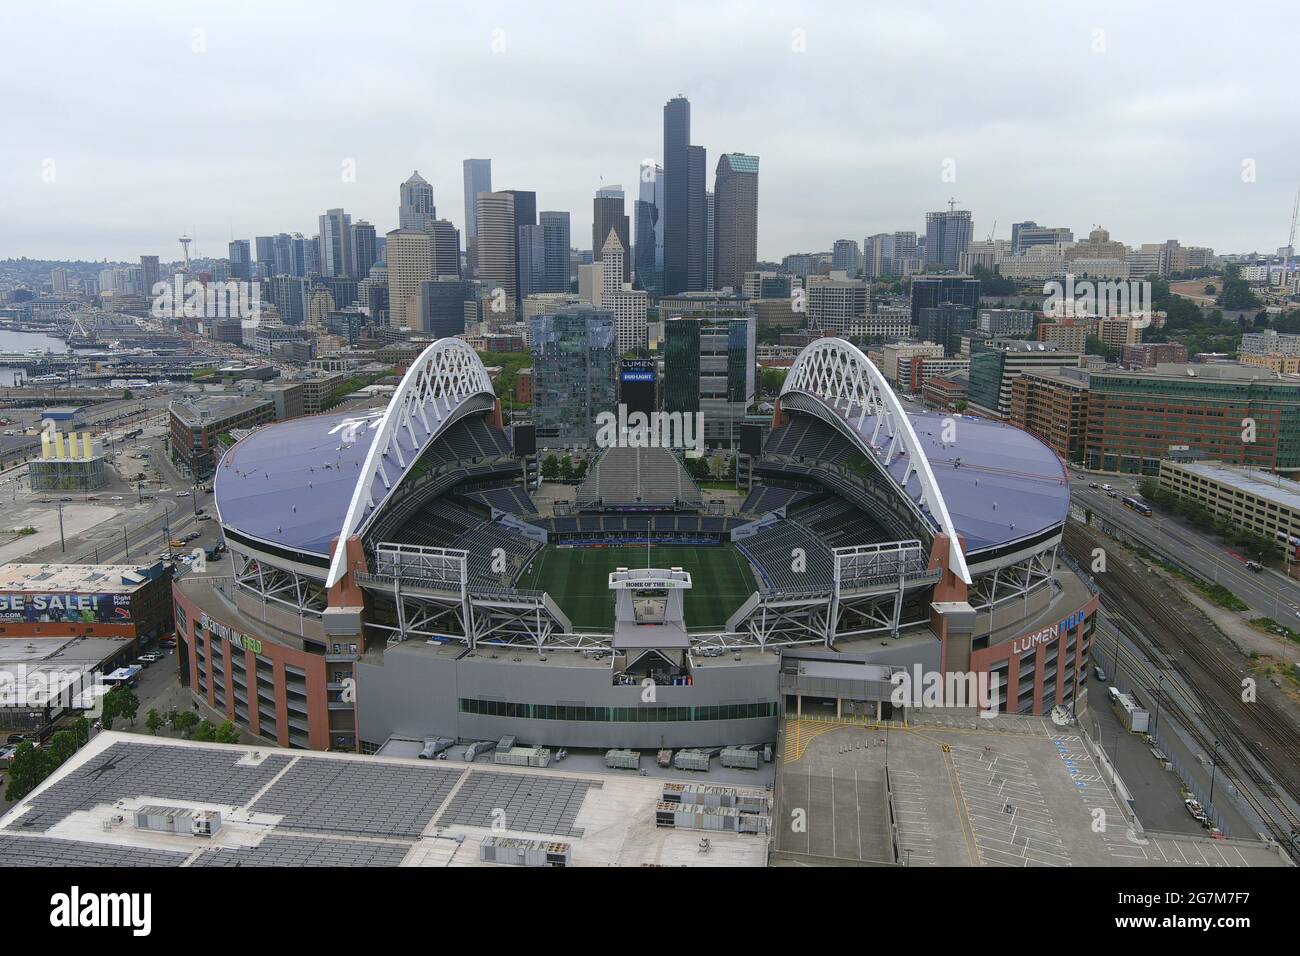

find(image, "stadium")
[173,336,1100,753]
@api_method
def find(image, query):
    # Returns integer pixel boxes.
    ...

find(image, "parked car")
[138,652,164,664]
[5,734,26,745]
[197,514,212,521]
[175,491,191,497]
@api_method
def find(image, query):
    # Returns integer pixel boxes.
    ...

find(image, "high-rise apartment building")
[228,240,252,281]
[350,221,377,279]
[712,153,759,293]
[832,239,861,276]
[254,236,277,279]
[384,228,434,330]
[924,209,973,271]
[529,305,618,448]
[806,273,870,335]
[662,316,755,445]
[503,190,537,318]
[462,158,492,276]
[140,255,160,295]
[318,209,353,278]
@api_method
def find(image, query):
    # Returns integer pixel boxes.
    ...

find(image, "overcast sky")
[2,0,1297,263]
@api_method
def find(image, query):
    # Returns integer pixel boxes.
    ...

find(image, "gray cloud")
[1,0,1295,261]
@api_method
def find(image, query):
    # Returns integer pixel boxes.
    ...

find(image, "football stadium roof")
[214,338,498,567]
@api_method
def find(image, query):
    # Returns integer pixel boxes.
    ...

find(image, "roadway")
[1066,466,1300,622]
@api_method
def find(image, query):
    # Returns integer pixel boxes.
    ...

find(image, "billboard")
[620,359,657,418]
[0,592,133,625]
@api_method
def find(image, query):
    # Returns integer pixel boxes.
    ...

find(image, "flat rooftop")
[0,732,769,868]
[0,635,131,666]
[1166,460,1300,513]
[0,563,160,593]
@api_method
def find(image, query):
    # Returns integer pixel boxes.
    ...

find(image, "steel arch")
[325,337,496,587]
[781,336,971,584]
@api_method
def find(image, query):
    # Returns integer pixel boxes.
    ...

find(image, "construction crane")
[1286,187,1299,290]
[987,219,997,242]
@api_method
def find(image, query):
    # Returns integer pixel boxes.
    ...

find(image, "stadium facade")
[176,336,1098,753]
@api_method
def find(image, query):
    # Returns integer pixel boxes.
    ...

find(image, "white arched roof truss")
[781,336,971,584]
[325,337,496,587]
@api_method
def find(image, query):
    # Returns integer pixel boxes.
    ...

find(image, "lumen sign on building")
[199,611,263,655]
[1010,609,1086,656]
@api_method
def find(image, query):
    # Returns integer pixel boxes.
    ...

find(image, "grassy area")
[516,544,756,631]
[1130,543,1249,612]
[1249,617,1300,644]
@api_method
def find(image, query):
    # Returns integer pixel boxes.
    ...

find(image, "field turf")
[515,544,758,631]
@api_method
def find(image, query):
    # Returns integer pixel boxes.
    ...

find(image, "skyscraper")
[634,162,664,295]
[140,255,160,295]
[687,145,708,291]
[429,220,461,278]
[504,190,536,318]
[418,278,475,338]
[832,239,860,276]
[593,186,631,284]
[517,223,546,301]
[398,171,437,232]
[273,234,294,277]
[475,191,517,318]
[385,228,434,330]
[318,209,354,278]
[254,236,276,279]
[600,232,649,353]
[462,158,492,274]
[529,305,618,449]
[663,96,707,295]
[351,220,377,279]
[227,240,252,281]
[540,211,571,293]
[924,209,973,272]
[712,152,759,292]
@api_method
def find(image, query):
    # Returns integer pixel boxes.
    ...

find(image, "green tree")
[3,742,56,802]
[541,453,559,480]
[214,720,240,744]
[47,730,77,766]
[146,708,164,735]
[102,685,139,729]
[171,710,199,738]
[192,720,217,742]
[558,456,575,482]
[68,716,91,747]
[573,458,589,481]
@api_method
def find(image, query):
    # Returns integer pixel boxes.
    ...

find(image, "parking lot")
[773,715,1290,867]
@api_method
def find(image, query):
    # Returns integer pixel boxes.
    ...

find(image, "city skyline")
[2,1,1297,262]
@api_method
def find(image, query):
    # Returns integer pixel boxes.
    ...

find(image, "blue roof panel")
[214,409,384,558]
[806,396,1069,552]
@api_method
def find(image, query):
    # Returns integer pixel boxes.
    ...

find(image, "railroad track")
[1064,521,1300,851]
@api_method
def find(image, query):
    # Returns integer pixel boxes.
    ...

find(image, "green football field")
[516,544,758,632]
